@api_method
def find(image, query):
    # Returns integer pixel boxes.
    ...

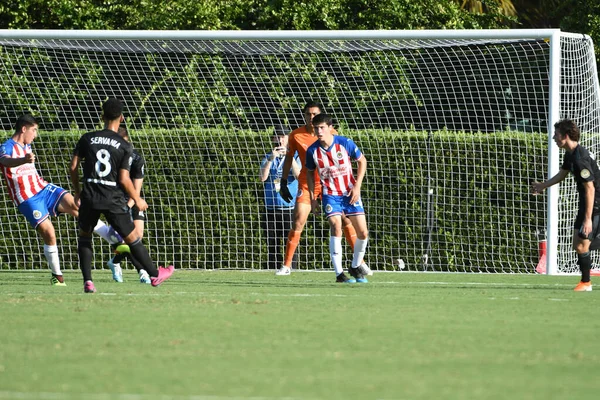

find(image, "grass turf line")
[1,270,599,400]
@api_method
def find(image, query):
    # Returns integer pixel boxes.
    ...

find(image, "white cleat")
[107,259,123,283]
[139,269,151,284]
[358,262,373,276]
[275,266,291,276]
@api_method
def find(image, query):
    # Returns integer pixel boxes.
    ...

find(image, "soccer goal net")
[0,29,598,274]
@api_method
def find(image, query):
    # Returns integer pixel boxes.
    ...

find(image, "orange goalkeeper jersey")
[288,125,337,187]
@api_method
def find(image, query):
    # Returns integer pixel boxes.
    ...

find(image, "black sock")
[578,252,592,282]
[127,251,143,273]
[129,239,158,277]
[112,252,126,264]
[78,236,94,282]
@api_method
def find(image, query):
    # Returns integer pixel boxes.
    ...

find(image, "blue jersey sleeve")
[0,139,14,158]
[305,147,316,171]
[343,138,362,160]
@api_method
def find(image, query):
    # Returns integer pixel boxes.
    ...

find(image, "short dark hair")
[273,124,289,136]
[14,114,39,134]
[554,119,580,142]
[102,98,124,121]
[311,113,333,126]
[303,101,324,114]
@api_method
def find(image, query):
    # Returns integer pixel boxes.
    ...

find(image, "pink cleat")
[84,281,96,293]
[151,265,174,287]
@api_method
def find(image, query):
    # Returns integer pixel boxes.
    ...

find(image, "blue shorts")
[17,184,67,228]
[322,194,365,219]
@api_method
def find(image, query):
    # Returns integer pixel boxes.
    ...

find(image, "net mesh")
[0,32,597,273]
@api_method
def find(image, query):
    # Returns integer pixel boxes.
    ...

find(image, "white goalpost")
[0,29,598,274]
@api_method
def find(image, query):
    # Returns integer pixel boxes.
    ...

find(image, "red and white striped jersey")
[0,138,48,205]
[306,136,363,196]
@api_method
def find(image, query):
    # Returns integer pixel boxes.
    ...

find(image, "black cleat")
[348,266,368,283]
[336,272,356,284]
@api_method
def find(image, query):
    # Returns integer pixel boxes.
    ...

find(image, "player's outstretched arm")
[531,169,569,195]
[0,152,35,168]
[119,169,147,211]
[278,151,295,203]
[128,177,143,208]
[306,168,320,214]
[349,156,367,204]
[69,154,82,203]
[291,155,301,179]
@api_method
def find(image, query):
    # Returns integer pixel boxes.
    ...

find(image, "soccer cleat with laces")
[107,259,123,283]
[84,281,96,293]
[574,281,592,292]
[275,266,291,276]
[336,272,356,284]
[151,265,174,287]
[50,275,66,286]
[139,269,151,284]
[348,266,368,283]
[358,262,373,276]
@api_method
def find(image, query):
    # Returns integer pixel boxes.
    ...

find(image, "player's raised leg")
[36,219,66,286]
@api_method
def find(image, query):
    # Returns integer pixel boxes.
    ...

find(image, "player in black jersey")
[532,119,600,291]
[69,98,173,293]
[107,125,151,284]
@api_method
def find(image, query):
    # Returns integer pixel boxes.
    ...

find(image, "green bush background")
[0,128,547,273]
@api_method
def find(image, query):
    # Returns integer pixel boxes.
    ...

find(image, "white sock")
[109,257,120,268]
[351,237,368,268]
[44,244,61,275]
[94,220,122,245]
[329,236,343,275]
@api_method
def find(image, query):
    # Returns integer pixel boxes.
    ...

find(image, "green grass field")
[1,270,600,400]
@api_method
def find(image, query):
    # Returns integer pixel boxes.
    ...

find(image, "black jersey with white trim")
[73,128,133,209]
[562,144,600,204]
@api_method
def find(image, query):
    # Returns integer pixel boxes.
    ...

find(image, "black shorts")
[130,205,146,222]
[78,201,135,238]
[574,206,600,240]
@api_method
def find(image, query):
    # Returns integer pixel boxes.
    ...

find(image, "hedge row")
[0,128,547,272]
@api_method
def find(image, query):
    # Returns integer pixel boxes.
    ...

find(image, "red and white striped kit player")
[305,135,363,197]
[0,138,48,205]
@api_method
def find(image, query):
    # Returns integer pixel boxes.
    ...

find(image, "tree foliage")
[0,0,515,30]
[558,0,600,45]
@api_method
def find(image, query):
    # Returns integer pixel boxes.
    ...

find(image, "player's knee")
[573,241,589,254]
[37,222,56,243]
[292,219,306,231]
[328,221,343,236]
[123,232,141,244]
[357,230,369,240]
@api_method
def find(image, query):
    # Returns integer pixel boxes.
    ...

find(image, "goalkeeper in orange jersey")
[275,101,372,277]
